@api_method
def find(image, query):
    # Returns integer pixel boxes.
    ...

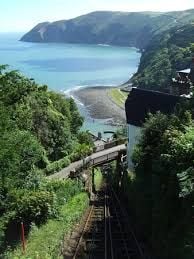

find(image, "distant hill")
[21,10,194,91]
[21,10,194,49]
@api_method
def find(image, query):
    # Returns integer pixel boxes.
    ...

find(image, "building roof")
[177,68,190,74]
[125,88,181,127]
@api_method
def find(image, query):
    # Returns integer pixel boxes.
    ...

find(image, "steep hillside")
[21,10,194,49]
[132,23,194,90]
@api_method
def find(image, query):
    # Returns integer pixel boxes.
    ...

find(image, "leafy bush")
[69,150,82,162]
[6,190,58,225]
[45,157,70,175]
[69,143,93,162]
[0,129,47,190]
[45,179,83,205]
[94,168,103,191]
[5,193,89,259]
[0,178,84,254]
[77,131,94,147]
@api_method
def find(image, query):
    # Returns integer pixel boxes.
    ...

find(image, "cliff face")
[21,22,50,42]
[21,12,151,48]
[21,10,194,49]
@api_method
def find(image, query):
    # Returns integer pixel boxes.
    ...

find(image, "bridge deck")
[48,144,126,180]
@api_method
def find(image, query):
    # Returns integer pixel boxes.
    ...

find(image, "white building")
[125,88,181,170]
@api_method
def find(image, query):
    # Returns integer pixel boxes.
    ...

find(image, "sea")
[0,32,141,137]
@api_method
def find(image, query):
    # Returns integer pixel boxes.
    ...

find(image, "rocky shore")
[71,86,126,124]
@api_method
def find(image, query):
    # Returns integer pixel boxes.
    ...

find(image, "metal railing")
[93,138,127,153]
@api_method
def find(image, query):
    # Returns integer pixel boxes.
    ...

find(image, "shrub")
[45,157,70,175]
[77,131,94,147]
[45,179,83,205]
[6,190,58,225]
[69,143,93,162]
[69,151,81,162]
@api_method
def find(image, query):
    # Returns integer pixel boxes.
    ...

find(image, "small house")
[170,58,194,97]
[125,88,181,169]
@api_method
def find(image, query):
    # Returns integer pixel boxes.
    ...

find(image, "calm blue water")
[0,32,141,136]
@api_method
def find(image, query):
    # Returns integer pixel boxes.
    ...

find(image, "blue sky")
[1,0,194,32]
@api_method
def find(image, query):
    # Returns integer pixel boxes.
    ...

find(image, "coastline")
[70,86,127,124]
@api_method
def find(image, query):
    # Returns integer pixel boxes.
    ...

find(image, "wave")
[71,95,84,107]
[62,90,84,107]
[63,83,118,95]
[97,44,110,47]
[63,85,86,96]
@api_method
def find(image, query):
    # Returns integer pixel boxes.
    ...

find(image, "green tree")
[0,65,93,253]
[131,112,194,258]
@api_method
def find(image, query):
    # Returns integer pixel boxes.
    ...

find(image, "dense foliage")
[0,65,93,253]
[123,111,194,259]
[132,24,194,90]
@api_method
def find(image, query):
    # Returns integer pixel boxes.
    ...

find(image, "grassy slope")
[94,168,103,191]
[108,88,128,108]
[5,193,89,259]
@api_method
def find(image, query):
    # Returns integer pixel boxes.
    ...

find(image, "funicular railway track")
[70,183,145,259]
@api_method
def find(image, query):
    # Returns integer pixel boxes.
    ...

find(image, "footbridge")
[48,143,126,180]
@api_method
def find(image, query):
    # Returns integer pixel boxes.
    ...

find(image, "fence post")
[21,222,26,254]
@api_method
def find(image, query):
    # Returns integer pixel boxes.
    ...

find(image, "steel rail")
[111,187,145,258]
[107,196,114,259]
[72,183,145,259]
[72,190,106,258]
[104,192,108,259]
[72,205,94,259]
[88,192,105,258]
[109,187,130,258]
